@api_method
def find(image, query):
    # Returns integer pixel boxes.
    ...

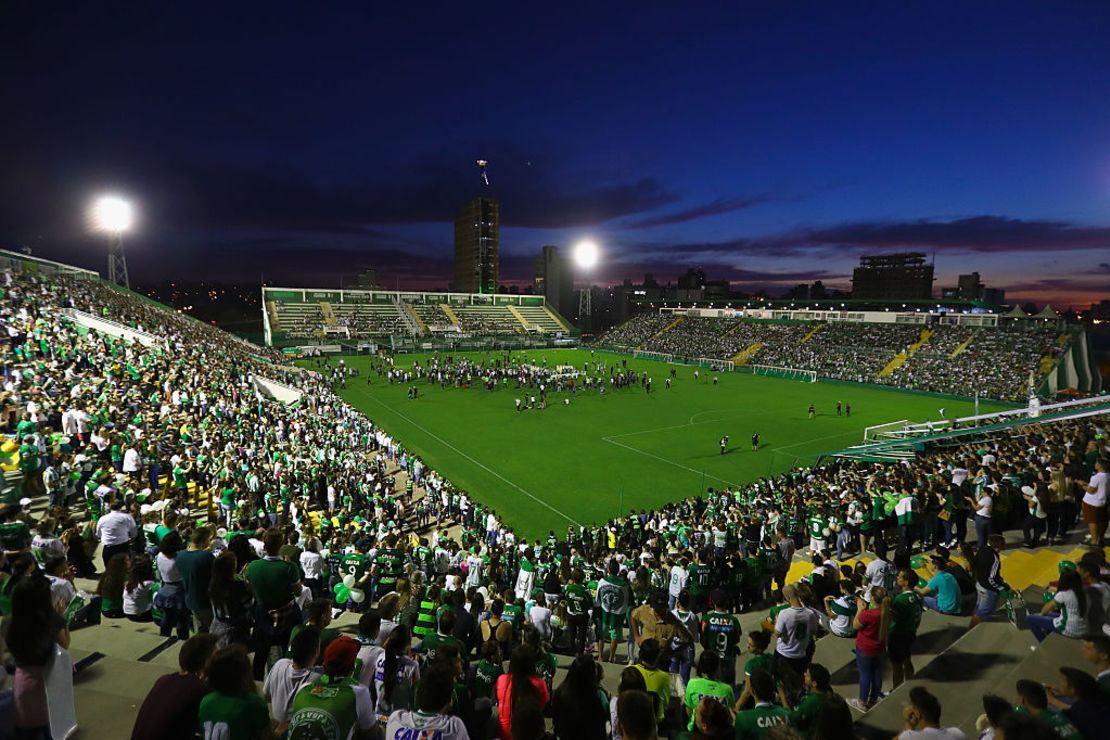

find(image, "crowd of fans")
[599,313,1067,401]
[453,307,526,335]
[331,304,411,338]
[0,265,1106,739]
[883,326,1065,402]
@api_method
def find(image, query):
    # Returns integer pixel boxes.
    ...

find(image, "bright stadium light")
[90,195,134,288]
[92,196,133,233]
[573,239,599,269]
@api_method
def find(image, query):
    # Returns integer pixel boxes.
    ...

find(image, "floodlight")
[573,239,599,269]
[92,196,133,233]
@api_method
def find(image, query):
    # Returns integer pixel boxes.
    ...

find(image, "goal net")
[750,364,817,383]
[698,357,734,372]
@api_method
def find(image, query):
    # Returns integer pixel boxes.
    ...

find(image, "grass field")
[312,349,1010,539]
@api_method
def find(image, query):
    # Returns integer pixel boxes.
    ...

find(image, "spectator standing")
[496,644,550,740]
[176,527,216,632]
[244,529,302,679]
[1081,458,1108,546]
[849,587,890,714]
[4,575,71,738]
[130,634,218,740]
[95,497,136,569]
[197,646,272,740]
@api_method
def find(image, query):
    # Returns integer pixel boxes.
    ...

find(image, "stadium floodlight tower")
[91,195,134,288]
[573,239,599,329]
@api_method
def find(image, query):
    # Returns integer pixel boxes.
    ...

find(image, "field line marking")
[361,395,583,527]
[607,411,751,441]
[774,429,861,452]
[601,435,740,488]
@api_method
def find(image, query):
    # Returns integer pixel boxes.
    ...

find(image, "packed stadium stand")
[597,309,1094,401]
[263,287,573,345]
[0,251,1106,739]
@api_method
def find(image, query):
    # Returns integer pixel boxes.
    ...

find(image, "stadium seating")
[1,259,1105,739]
[451,304,526,334]
[599,312,1069,400]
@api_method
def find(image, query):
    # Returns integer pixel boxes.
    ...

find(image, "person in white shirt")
[668,557,689,610]
[263,627,322,734]
[1081,458,1108,546]
[122,445,141,481]
[385,663,468,740]
[896,686,966,739]
[773,584,821,677]
[95,498,137,569]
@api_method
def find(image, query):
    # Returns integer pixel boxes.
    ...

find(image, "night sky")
[2,2,1109,307]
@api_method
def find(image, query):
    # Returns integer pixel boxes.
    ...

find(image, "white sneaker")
[848,698,871,713]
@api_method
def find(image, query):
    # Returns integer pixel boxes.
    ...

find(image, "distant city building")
[352,269,380,289]
[677,267,706,290]
[851,252,934,299]
[532,245,575,319]
[940,271,1005,306]
[453,196,499,293]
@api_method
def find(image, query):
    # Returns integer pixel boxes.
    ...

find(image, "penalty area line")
[601,435,741,489]
[362,395,583,528]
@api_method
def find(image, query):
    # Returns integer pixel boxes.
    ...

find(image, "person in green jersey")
[700,590,743,688]
[683,651,734,730]
[734,668,792,739]
[372,535,404,601]
[564,568,592,656]
[595,559,631,663]
[1014,679,1082,740]
[0,505,32,554]
[785,663,834,738]
[197,646,271,740]
[687,550,712,613]
[287,636,378,740]
[470,640,504,703]
[418,610,467,667]
[735,631,775,710]
[889,568,923,690]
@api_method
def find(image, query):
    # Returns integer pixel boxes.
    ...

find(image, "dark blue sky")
[2,2,1109,306]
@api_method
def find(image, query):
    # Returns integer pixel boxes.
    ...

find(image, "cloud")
[622,195,774,229]
[642,215,1110,260]
[164,162,678,233]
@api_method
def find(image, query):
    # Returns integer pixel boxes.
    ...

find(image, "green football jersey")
[198,692,270,740]
[684,677,733,729]
[734,703,792,738]
[287,677,359,740]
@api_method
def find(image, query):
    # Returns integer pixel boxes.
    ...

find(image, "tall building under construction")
[454,196,499,294]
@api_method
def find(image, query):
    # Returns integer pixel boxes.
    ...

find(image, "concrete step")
[855,622,1038,739]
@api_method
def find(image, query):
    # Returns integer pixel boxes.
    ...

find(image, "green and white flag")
[597,575,630,616]
[514,558,536,600]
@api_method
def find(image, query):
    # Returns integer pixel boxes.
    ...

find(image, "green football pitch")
[312,349,1009,539]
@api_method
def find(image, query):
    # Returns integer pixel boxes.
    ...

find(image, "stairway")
[949,334,974,359]
[800,323,825,344]
[731,341,762,364]
[403,303,427,335]
[440,304,461,327]
[543,305,572,333]
[505,305,531,331]
[877,327,933,378]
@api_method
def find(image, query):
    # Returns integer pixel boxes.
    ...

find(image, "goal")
[750,364,817,383]
[698,357,734,372]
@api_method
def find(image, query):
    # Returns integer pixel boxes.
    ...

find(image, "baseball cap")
[323,636,360,675]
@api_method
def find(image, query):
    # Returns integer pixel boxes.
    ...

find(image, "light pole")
[573,239,599,330]
[91,196,133,288]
